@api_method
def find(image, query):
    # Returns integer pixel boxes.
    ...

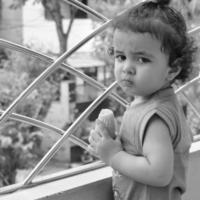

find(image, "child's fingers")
[87,145,99,157]
[95,119,111,139]
[88,135,97,154]
[88,132,96,146]
[87,144,95,154]
[89,129,102,143]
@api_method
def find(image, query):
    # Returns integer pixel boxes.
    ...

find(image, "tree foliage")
[0,51,58,186]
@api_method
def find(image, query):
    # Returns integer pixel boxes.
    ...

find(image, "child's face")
[113,29,171,98]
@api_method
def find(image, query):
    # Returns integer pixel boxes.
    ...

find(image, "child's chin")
[123,88,135,97]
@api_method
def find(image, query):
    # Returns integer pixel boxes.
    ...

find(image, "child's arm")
[111,115,174,186]
[89,115,174,187]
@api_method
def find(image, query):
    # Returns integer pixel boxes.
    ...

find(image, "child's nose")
[123,60,135,75]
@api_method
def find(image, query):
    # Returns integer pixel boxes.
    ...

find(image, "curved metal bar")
[0,182,23,194]
[22,81,117,185]
[188,26,200,35]
[63,0,108,22]
[181,91,200,120]
[0,161,105,194]
[175,75,200,94]
[0,109,88,150]
[0,39,128,107]
[30,161,105,188]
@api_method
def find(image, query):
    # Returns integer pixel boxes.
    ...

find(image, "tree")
[10,0,84,54]
[41,0,79,54]
[0,51,58,186]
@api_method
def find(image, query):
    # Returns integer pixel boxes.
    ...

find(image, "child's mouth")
[121,79,134,87]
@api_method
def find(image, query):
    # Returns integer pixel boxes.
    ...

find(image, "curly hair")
[112,1,198,84]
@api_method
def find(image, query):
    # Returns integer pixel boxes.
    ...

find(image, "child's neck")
[131,84,172,106]
[131,96,148,106]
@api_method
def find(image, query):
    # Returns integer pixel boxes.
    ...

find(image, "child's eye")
[115,55,126,62]
[136,57,151,64]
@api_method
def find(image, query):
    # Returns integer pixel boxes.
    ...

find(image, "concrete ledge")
[1,163,113,200]
[1,141,200,200]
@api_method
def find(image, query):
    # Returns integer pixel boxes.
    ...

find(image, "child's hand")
[97,109,116,139]
[88,120,122,165]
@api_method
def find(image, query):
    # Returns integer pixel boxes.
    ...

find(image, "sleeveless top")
[112,87,192,200]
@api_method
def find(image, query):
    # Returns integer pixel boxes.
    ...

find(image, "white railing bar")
[0,182,23,194]
[0,39,51,64]
[30,161,105,187]
[63,0,108,22]
[21,81,117,186]
[180,91,200,121]
[0,160,105,194]
[0,109,88,150]
[32,161,104,187]
[175,75,200,94]
[188,26,200,35]
[0,39,128,107]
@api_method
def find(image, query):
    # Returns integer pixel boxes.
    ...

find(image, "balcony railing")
[0,0,200,199]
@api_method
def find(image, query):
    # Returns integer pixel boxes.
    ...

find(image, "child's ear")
[167,66,181,82]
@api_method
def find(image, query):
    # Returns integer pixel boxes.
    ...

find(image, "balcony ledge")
[1,161,113,200]
[1,140,200,200]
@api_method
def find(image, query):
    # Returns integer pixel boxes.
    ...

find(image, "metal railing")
[0,0,200,195]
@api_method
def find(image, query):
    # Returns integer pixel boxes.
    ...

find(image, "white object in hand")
[98,109,116,139]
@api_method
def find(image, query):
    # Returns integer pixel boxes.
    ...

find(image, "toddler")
[89,0,197,199]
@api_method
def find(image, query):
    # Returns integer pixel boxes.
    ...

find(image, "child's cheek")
[114,66,122,81]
